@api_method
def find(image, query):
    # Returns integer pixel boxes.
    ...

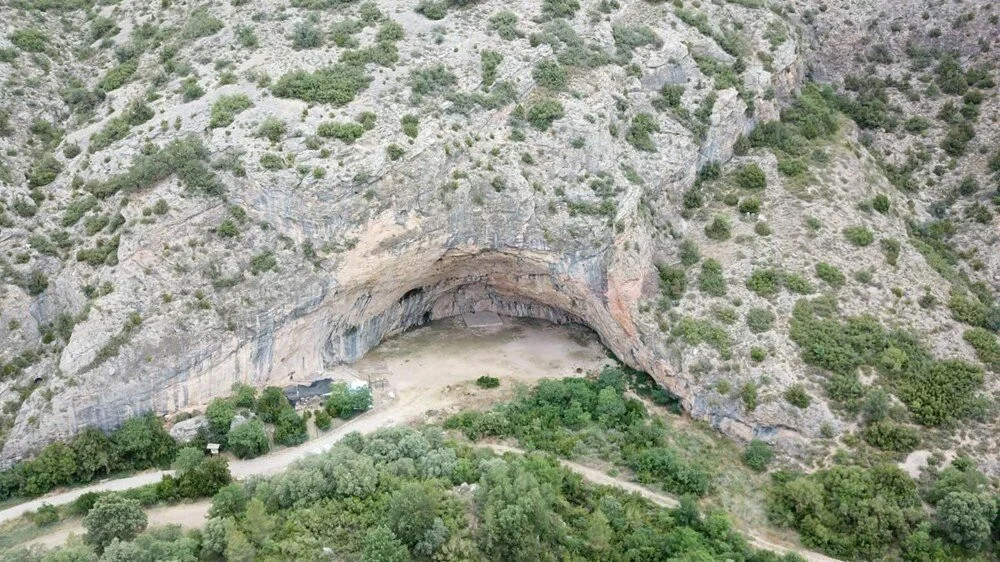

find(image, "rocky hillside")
[0,0,996,474]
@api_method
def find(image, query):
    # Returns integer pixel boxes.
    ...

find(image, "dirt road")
[25,500,210,549]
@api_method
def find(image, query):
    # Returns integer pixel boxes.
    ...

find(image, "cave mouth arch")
[317,248,622,370]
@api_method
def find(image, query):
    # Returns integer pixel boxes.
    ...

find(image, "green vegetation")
[325,382,373,419]
[814,262,845,288]
[401,114,419,138]
[860,421,920,452]
[745,308,775,333]
[273,65,372,105]
[964,328,1000,370]
[209,94,253,128]
[657,264,686,301]
[182,7,224,39]
[734,162,766,190]
[746,268,783,298]
[26,154,62,187]
[475,375,500,389]
[317,121,366,143]
[525,98,564,131]
[533,59,567,90]
[626,113,659,151]
[704,215,731,241]
[742,440,773,472]
[447,367,713,497]
[9,28,48,52]
[789,296,985,425]
[99,59,138,92]
[783,384,810,408]
[90,100,154,152]
[673,317,731,359]
[20,417,795,561]
[748,83,838,175]
[842,225,874,247]
[256,117,286,143]
[410,64,457,102]
[699,259,726,296]
[490,10,521,40]
[89,137,221,198]
[480,49,503,88]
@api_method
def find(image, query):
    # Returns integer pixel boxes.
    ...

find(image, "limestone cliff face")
[0,0,880,464]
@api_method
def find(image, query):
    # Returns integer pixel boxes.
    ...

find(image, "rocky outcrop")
[1,0,824,464]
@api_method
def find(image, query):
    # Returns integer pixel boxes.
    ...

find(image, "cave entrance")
[325,315,614,408]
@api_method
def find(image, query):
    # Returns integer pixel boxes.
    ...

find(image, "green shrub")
[872,194,890,214]
[673,317,731,358]
[313,409,332,431]
[814,262,845,288]
[99,59,138,92]
[90,100,154,152]
[325,383,373,419]
[783,385,810,408]
[783,273,814,295]
[291,20,322,50]
[182,7,224,39]
[745,308,775,333]
[273,409,308,447]
[254,387,290,423]
[386,144,405,160]
[533,59,566,90]
[746,268,782,298]
[842,225,874,247]
[657,264,686,300]
[861,421,920,452]
[480,50,503,87]
[490,11,521,40]
[209,94,253,128]
[400,114,419,138]
[256,117,286,143]
[789,297,985,425]
[739,381,758,410]
[742,440,773,472]
[698,259,726,296]
[250,251,276,274]
[27,153,62,187]
[776,158,806,176]
[317,121,366,142]
[542,0,580,19]
[259,152,287,171]
[738,196,760,214]
[235,24,258,48]
[410,64,457,100]
[963,328,1000,369]
[90,137,221,198]
[526,99,564,131]
[734,163,766,190]
[10,29,48,52]
[475,375,500,389]
[750,347,766,362]
[626,113,659,151]
[652,84,684,111]
[881,238,900,266]
[273,65,372,105]
[704,215,730,241]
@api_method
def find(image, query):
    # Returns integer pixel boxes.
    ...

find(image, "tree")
[314,409,333,431]
[935,491,997,551]
[388,482,440,550]
[210,483,248,519]
[225,526,256,562]
[227,420,269,459]
[254,387,290,423]
[71,427,113,482]
[177,456,231,499]
[242,498,275,546]
[171,447,204,473]
[363,526,409,562]
[22,442,77,496]
[231,383,257,408]
[83,493,147,551]
[110,413,177,470]
[326,383,373,419]
[205,398,235,443]
[273,408,308,447]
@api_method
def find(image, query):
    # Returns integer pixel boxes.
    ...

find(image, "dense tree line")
[7,425,805,561]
